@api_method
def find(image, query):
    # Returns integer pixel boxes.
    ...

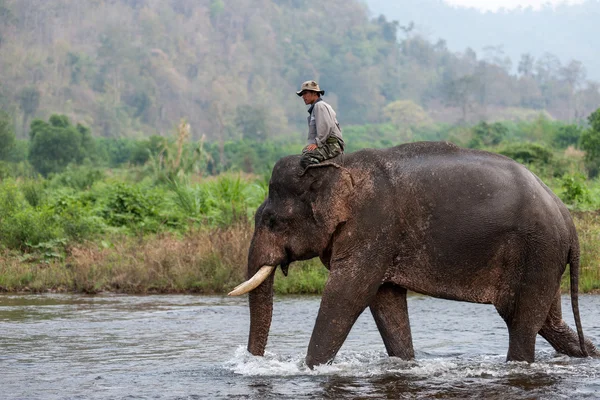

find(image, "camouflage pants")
[300,136,344,170]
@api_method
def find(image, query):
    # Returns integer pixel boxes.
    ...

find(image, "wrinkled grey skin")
[244,141,599,368]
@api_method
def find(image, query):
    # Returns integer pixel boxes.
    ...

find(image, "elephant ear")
[305,164,354,235]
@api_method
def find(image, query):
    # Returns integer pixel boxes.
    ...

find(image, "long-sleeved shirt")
[306,98,344,148]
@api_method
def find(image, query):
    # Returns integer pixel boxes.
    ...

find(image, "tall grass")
[0,223,327,294]
[565,211,600,293]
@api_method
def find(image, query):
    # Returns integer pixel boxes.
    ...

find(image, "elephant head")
[229,155,354,357]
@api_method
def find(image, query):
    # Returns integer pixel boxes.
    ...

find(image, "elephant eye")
[267,214,277,229]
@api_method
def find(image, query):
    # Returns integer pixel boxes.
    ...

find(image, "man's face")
[301,91,319,105]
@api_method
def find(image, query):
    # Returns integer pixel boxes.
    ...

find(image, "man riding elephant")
[296,80,345,170]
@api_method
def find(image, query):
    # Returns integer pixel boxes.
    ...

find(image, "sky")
[444,0,585,12]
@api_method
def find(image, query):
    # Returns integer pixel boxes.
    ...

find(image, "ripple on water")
[2,294,600,400]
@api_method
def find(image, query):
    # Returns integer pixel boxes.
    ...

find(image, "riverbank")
[1,212,598,295]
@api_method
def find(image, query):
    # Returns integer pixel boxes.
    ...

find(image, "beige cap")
[296,80,325,96]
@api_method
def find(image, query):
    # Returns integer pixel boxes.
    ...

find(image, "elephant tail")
[569,242,588,357]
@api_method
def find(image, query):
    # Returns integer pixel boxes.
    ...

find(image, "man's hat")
[296,80,325,96]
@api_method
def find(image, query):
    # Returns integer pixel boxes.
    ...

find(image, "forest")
[0,0,599,294]
[1,0,599,141]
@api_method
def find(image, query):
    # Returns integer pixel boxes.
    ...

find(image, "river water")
[0,293,599,399]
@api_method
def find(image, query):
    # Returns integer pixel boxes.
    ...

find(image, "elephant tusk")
[228,266,275,296]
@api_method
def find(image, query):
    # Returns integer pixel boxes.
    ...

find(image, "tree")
[376,15,399,42]
[382,100,432,142]
[18,86,40,136]
[468,122,508,148]
[441,75,479,122]
[518,53,535,77]
[0,109,15,160]
[235,104,269,142]
[580,108,600,178]
[28,115,91,176]
[553,124,583,149]
[382,100,432,128]
[535,53,561,84]
[560,60,587,121]
[482,45,511,73]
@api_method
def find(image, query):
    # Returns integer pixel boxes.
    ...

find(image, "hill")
[364,0,600,80]
[0,0,598,141]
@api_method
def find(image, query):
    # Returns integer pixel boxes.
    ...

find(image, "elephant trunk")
[245,237,278,356]
[248,271,275,355]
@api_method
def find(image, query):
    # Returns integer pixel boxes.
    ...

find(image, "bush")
[554,124,583,149]
[0,206,64,251]
[20,179,46,208]
[498,142,553,165]
[468,122,508,148]
[102,182,159,229]
[49,165,105,190]
[560,173,591,207]
[28,115,92,176]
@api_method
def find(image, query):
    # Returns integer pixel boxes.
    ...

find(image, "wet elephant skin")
[241,141,599,368]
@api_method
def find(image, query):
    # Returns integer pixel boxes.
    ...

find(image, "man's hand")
[305,143,318,151]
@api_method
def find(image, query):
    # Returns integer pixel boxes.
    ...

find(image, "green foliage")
[28,115,93,176]
[131,135,166,165]
[148,120,210,181]
[51,194,105,241]
[48,165,105,191]
[8,139,28,163]
[554,124,583,149]
[383,100,432,127]
[0,198,63,252]
[18,86,40,116]
[468,122,508,148]
[167,174,266,227]
[102,182,159,230]
[20,179,46,208]
[515,114,559,144]
[559,173,591,207]
[580,109,600,178]
[273,259,328,295]
[499,142,553,165]
[95,137,139,167]
[0,109,15,159]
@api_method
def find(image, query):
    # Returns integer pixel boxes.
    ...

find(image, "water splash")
[226,346,600,383]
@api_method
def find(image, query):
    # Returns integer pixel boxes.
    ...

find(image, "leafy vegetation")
[0,108,598,294]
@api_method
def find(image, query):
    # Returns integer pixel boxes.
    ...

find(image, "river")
[0,293,598,399]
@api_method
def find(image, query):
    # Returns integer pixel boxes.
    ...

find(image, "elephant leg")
[505,323,539,362]
[539,291,600,357]
[497,281,556,362]
[369,284,414,360]
[305,264,385,368]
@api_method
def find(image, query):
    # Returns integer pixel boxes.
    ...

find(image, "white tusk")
[228,266,276,296]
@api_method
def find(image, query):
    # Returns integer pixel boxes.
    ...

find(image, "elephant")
[229,141,599,368]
